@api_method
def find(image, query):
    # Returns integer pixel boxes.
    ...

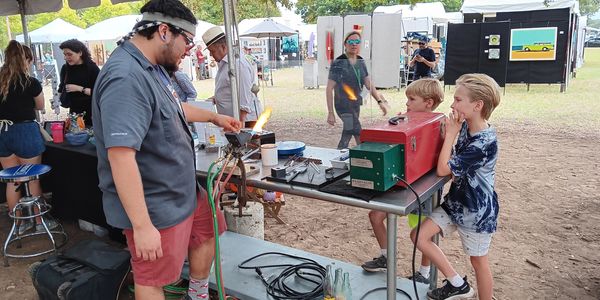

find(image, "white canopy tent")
[374,2,449,36]
[16,18,84,43]
[81,14,141,41]
[461,0,579,14]
[374,2,448,21]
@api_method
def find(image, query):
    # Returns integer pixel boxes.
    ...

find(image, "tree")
[579,0,600,16]
[80,0,145,26]
[190,0,290,25]
[295,0,463,23]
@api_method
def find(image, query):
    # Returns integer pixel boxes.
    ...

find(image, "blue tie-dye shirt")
[442,122,499,234]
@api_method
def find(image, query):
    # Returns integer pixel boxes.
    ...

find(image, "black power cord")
[359,287,412,300]
[238,252,326,300]
[397,177,424,300]
[358,177,425,300]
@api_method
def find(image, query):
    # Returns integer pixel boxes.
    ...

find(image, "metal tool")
[308,161,320,173]
[287,165,307,183]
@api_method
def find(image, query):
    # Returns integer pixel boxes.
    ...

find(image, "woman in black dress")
[58,39,100,126]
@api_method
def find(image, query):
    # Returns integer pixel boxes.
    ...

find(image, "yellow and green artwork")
[510,27,557,61]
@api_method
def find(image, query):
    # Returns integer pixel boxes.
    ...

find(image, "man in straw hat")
[203,26,261,127]
[92,1,242,299]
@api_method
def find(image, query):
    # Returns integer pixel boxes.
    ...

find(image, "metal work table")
[195,146,449,300]
[198,231,430,300]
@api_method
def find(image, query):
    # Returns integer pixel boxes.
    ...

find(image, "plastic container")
[51,123,64,143]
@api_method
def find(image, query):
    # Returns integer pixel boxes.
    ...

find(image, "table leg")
[386,213,397,300]
[429,189,442,290]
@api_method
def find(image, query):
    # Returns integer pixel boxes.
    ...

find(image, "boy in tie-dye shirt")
[411,73,501,300]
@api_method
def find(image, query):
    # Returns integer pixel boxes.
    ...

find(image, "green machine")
[349,142,404,192]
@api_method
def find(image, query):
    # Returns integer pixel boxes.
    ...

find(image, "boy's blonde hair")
[405,78,444,109]
[455,73,501,120]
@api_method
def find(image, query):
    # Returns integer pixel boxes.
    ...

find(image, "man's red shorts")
[123,189,227,287]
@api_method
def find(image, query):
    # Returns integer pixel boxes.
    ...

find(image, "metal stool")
[0,164,67,266]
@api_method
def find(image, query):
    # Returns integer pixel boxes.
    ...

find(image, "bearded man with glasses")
[92,1,241,299]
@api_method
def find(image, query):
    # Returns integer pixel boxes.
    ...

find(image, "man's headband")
[141,12,196,35]
[117,13,196,45]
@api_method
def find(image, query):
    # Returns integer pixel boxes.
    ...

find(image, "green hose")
[207,161,225,300]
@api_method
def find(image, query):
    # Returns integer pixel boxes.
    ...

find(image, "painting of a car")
[522,43,554,51]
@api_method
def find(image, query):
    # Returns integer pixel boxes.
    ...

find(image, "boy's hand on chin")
[445,111,464,137]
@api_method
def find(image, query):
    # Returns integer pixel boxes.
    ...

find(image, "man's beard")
[161,43,180,73]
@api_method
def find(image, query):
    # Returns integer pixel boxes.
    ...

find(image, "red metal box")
[359,112,444,185]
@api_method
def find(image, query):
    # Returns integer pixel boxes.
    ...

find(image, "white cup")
[261,144,278,166]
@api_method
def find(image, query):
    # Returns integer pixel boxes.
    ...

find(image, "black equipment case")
[30,239,130,300]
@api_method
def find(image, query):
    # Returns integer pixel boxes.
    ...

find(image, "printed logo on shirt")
[110,132,128,136]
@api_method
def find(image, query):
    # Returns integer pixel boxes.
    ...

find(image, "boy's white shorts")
[429,207,494,257]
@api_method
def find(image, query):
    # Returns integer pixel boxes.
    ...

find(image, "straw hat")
[202,26,225,48]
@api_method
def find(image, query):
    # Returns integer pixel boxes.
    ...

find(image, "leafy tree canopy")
[296,0,462,24]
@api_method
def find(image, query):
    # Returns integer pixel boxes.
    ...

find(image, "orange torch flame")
[252,107,272,132]
[342,84,357,101]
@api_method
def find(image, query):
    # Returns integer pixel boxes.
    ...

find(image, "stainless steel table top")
[195,146,449,216]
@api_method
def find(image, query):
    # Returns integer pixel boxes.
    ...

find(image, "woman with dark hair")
[326,31,388,149]
[58,39,100,126]
[0,40,57,233]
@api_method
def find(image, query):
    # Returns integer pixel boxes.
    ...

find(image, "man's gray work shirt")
[214,55,258,121]
[92,40,196,230]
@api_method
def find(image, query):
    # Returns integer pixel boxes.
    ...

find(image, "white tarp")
[576,15,587,68]
[374,2,447,20]
[461,0,579,15]
[82,14,140,41]
[16,18,84,43]
[298,24,316,42]
[446,12,464,23]
[238,17,303,36]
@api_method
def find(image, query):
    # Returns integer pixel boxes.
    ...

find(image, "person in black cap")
[92,1,241,299]
[409,37,437,80]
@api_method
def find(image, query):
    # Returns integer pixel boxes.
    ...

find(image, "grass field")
[192,48,600,134]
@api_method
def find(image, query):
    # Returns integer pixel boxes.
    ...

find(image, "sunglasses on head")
[346,39,361,45]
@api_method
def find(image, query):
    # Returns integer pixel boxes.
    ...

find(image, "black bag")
[60,71,70,108]
[30,239,131,300]
[59,92,70,108]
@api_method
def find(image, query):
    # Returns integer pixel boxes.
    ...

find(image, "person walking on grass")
[326,31,389,149]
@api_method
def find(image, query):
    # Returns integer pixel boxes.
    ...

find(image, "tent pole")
[5,16,11,40]
[222,0,240,121]
[18,0,30,46]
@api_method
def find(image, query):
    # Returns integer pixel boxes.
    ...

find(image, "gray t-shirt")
[92,40,196,230]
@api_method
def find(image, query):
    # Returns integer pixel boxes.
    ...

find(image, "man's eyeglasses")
[418,42,426,45]
[346,39,361,45]
[179,30,195,48]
